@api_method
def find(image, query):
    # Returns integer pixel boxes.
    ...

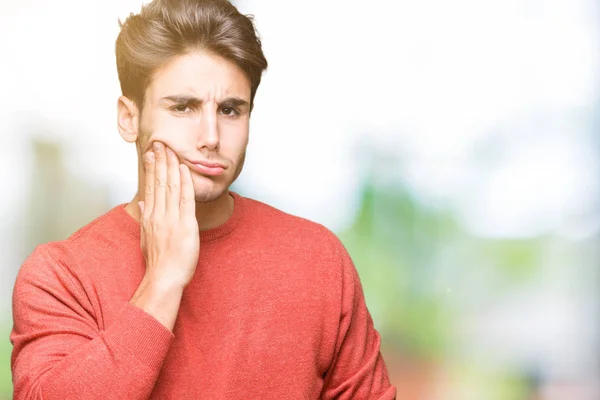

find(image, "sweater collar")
[116,191,245,243]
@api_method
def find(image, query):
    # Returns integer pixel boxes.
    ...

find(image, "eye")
[220,107,240,117]
[171,104,193,113]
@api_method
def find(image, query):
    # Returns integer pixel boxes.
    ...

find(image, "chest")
[148,258,337,399]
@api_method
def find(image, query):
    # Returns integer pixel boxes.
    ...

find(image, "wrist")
[130,275,185,332]
[142,271,187,294]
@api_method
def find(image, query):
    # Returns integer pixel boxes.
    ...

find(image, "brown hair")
[115,0,268,110]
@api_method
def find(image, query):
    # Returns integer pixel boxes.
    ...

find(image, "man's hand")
[139,141,200,288]
[130,141,200,331]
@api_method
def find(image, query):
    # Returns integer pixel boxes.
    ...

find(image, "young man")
[10,0,396,398]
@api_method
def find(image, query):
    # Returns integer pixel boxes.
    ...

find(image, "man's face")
[137,51,252,203]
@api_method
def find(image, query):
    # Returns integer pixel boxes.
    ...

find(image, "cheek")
[220,123,249,149]
[147,115,197,152]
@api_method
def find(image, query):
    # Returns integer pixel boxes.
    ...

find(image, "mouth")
[187,160,226,176]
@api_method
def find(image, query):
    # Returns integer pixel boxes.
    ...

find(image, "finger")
[153,141,167,216]
[180,164,195,217]
[143,152,155,218]
[138,201,146,249]
[165,147,180,217]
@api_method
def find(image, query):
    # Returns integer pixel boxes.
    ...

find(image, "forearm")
[13,303,173,400]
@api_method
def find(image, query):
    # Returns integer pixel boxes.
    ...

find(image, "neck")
[124,191,234,231]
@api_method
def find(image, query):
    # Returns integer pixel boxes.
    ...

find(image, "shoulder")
[12,241,84,310]
[67,203,136,246]
[239,194,348,261]
[14,204,133,290]
[242,194,340,239]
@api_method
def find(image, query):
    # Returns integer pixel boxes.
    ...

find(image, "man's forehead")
[147,52,251,101]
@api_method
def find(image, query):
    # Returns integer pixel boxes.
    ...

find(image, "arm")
[11,143,199,399]
[11,245,174,400]
[321,237,397,400]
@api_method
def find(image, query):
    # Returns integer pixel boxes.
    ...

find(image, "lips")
[192,160,226,169]
[188,160,226,176]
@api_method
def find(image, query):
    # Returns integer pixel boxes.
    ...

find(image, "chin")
[192,177,230,203]
[194,191,225,203]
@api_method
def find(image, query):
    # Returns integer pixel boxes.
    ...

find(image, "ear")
[117,95,140,143]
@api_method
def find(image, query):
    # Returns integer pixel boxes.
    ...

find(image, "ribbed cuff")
[380,385,397,400]
[108,302,174,369]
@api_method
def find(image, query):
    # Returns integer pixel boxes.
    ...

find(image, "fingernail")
[154,142,161,151]
[145,152,154,162]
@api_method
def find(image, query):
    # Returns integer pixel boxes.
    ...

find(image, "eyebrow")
[161,95,250,108]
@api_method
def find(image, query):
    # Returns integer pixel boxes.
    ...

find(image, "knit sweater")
[11,192,396,399]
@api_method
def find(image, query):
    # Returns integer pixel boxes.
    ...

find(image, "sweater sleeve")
[10,244,173,400]
[321,236,397,400]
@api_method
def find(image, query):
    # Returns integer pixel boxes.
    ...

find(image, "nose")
[196,106,220,152]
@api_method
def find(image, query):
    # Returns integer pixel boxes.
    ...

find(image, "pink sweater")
[11,192,396,399]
